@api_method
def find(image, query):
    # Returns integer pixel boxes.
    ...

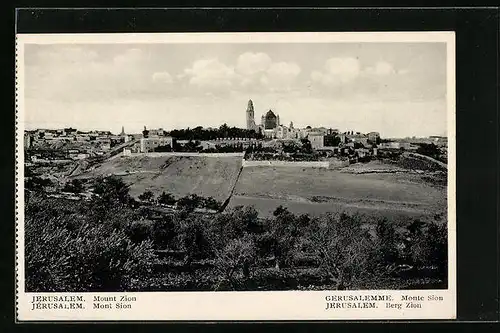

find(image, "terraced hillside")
[78,155,243,201]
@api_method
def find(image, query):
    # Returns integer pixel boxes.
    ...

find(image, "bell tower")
[246,99,256,130]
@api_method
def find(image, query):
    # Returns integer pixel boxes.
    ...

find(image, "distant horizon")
[23,123,447,139]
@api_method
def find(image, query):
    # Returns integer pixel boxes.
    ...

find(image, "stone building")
[367,131,380,142]
[262,110,280,129]
[140,137,173,153]
[308,133,325,149]
[246,100,257,130]
[140,126,173,152]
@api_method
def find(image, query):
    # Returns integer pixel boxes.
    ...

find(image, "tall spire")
[246,99,256,130]
[120,126,125,136]
[247,99,254,111]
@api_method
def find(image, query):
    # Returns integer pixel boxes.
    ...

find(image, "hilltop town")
[24,99,448,165]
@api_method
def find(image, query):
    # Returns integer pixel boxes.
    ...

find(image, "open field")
[231,164,446,221]
[78,155,242,201]
[76,155,446,222]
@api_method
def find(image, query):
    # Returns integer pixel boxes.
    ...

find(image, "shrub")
[25,215,157,292]
[157,192,176,206]
[307,213,377,289]
[126,220,154,244]
[176,194,203,212]
[91,176,131,206]
[212,236,257,290]
[177,215,212,261]
[202,197,222,211]
[62,178,84,194]
[404,220,447,274]
[25,176,53,191]
[138,190,155,203]
[374,218,399,265]
[152,215,177,250]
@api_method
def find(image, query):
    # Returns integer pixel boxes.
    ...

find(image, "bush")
[177,215,212,261]
[152,215,177,250]
[25,176,53,191]
[306,213,377,289]
[157,192,176,206]
[177,194,203,212]
[202,197,222,211]
[25,215,157,292]
[374,218,399,266]
[62,178,84,194]
[212,236,257,290]
[126,220,154,244]
[138,190,155,203]
[91,176,131,206]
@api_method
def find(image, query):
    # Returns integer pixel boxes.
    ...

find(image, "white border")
[16,32,456,321]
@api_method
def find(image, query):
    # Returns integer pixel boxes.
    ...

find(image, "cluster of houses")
[25,122,448,163]
[24,127,133,161]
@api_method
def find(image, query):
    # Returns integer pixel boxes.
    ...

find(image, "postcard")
[16,31,456,321]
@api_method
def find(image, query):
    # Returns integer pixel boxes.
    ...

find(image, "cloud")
[112,48,145,66]
[152,71,173,84]
[183,58,237,89]
[311,57,361,86]
[236,52,272,75]
[365,61,396,76]
[260,61,301,91]
[27,47,163,101]
[182,55,301,93]
[35,46,99,64]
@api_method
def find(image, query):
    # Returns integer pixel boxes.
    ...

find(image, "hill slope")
[79,155,243,201]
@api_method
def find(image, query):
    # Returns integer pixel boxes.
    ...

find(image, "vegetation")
[138,190,223,212]
[168,124,264,141]
[62,179,84,193]
[25,175,448,292]
[416,143,447,164]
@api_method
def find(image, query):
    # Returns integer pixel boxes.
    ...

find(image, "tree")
[177,215,212,262]
[373,218,399,272]
[266,206,301,270]
[282,141,300,154]
[307,213,376,289]
[155,144,172,152]
[138,190,155,203]
[353,142,365,149]
[152,215,177,249]
[416,143,441,159]
[92,176,131,206]
[202,196,222,211]
[177,194,203,212]
[25,176,53,192]
[426,223,448,278]
[25,210,157,292]
[62,178,84,194]
[157,191,176,206]
[212,236,257,290]
[300,138,312,154]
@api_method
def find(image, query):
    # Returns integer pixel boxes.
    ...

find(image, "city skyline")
[24,42,447,137]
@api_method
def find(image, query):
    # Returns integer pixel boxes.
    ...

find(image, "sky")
[23,42,448,138]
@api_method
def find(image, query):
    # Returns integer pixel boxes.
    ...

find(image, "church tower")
[246,99,256,130]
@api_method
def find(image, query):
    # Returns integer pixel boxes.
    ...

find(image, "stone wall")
[328,159,350,169]
[126,152,245,158]
[241,160,330,169]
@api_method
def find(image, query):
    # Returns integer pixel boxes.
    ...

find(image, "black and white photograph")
[16,32,456,320]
